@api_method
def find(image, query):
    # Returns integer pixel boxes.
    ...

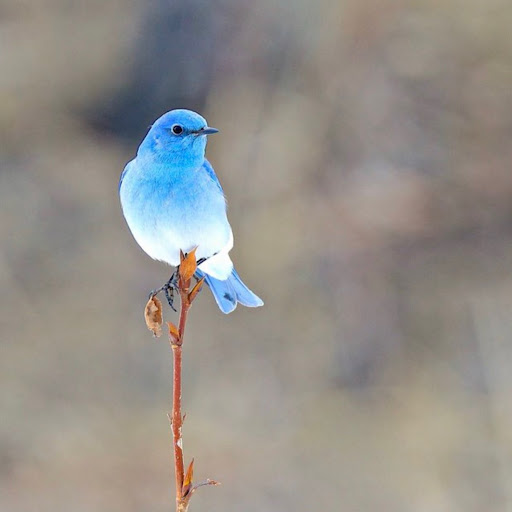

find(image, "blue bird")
[119,109,263,314]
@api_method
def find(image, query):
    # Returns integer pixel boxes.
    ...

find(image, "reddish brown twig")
[161,249,218,512]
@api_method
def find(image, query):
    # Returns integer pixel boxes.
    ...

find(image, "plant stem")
[170,276,192,511]
[171,341,184,505]
[157,250,217,512]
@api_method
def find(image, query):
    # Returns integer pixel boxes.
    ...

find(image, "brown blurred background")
[2,0,512,510]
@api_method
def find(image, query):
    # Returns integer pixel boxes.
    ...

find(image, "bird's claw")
[164,284,177,312]
[149,271,179,311]
[148,255,208,310]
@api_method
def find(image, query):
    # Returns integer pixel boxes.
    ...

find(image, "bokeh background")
[2,0,512,510]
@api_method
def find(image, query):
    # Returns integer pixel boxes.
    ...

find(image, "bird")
[119,109,263,314]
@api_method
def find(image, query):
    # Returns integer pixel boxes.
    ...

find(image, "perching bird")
[119,109,263,314]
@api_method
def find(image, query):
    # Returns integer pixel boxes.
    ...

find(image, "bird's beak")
[196,126,219,135]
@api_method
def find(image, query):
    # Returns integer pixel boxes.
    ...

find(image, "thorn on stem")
[188,277,205,303]
[167,321,180,345]
[182,458,195,497]
[190,479,221,495]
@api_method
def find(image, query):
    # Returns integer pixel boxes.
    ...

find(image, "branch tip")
[179,248,199,283]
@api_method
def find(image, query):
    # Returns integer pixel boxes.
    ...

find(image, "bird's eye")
[171,124,183,135]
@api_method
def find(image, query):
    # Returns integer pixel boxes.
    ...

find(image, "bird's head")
[138,109,218,164]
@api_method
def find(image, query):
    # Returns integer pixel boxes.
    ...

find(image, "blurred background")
[2,0,512,510]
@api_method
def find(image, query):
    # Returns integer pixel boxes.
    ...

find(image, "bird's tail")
[196,267,264,314]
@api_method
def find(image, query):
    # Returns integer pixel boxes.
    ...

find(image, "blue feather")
[196,267,264,314]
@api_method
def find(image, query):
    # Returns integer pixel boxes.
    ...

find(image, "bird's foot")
[148,255,208,310]
[149,271,178,312]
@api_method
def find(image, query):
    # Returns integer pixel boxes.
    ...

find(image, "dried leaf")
[144,296,163,337]
[182,458,194,497]
[179,248,198,282]
[167,321,180,345]
[188,277,205,303]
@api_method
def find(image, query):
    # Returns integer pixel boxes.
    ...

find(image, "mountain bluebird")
[119,109,263,314]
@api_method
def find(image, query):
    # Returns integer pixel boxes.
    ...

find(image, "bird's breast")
[120,160,231,265]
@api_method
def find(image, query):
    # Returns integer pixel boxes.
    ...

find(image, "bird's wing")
[202,159,224,194]
[119,160,133,191]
